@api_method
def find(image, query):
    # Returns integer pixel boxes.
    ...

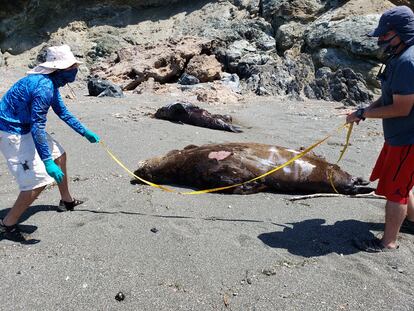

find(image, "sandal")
[57,199,84,212]
[353,237,399,253]
[400,218,414,234]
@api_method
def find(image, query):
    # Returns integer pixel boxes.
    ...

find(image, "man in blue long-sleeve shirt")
[0,45,100,243]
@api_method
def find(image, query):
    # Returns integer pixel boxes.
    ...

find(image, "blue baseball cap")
[368,6,414,45]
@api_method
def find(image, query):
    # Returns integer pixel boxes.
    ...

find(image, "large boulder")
[243,54,315,98]
[303,0,396,60]
[87,77,124,98]
[276,21,307,52]
[215,39,274,76]
[260,0,337,28]
[186,54,222,82]
[305,15,381,59]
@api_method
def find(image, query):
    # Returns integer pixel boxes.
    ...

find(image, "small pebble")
[115,292,125,301]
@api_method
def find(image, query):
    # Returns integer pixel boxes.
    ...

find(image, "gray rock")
[305,14,381,59]
[221,73,241,93]
[230,0,260,14]
[276,21,306,52]
[86,33,127,62]
[0,50,3,67]
[313,48,382,88]
[260,0,337,29]
[305,67,373,106]
[87,77,124,98]
[229,19,276,51]
[178,73,200,85]
[216,39,274,76]
[243,54,315,98]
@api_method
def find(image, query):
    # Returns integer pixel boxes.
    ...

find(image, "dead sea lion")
[131,143,374,195]
[153,102,242,133]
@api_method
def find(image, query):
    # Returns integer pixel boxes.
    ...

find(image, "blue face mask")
[51,68,78,87]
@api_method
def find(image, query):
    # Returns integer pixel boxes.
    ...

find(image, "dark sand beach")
[1,68,413,310]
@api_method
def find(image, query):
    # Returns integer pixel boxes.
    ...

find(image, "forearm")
[363,104,406,119]
[366,96,383,111]
[31,127,52,161]
[60,114,87,135]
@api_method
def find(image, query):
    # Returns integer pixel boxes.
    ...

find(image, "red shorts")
[370,142,414,204]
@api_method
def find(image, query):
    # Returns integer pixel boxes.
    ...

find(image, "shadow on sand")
[258,219,385,257]
[0,204,57,245]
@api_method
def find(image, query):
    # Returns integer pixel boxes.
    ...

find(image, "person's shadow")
[0,204,57,245]
[258,219,385,257]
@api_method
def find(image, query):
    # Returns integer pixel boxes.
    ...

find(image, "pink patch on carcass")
[208,151,232,161]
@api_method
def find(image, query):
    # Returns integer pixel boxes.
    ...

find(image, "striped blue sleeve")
[51,90,87,136]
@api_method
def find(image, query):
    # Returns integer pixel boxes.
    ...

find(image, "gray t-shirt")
[380,44,414,146]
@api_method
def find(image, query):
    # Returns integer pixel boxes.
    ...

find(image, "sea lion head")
[131,160,154,184]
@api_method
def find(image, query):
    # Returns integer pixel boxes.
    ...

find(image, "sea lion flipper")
[228,125,243,133]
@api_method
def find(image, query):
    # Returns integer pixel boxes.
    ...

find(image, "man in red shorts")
[347,6,414,252]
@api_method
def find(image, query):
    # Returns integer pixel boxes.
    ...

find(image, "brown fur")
[153,102,242,133]
[132,143,374,194]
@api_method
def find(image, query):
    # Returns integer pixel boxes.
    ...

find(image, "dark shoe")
[0,220,39,244]
[353,237,399,253]
[57,199,84,212]
[400,218,414,234]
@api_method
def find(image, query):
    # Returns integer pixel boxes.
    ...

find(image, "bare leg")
[54,152,73,202]
[381,200,407,248]
[406,190,414,221]
[2,186,45,226]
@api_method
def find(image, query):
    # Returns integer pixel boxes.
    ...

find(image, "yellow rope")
[328,123,354,193]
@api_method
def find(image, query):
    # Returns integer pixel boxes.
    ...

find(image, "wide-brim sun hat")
[27,44,82,75]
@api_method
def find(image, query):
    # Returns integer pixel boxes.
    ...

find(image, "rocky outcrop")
[1,0,408,106]
[90,37,213,90]
[304,67,373,106]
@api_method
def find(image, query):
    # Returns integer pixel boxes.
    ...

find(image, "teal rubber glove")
[84,130,100,143]
[44,159,64,184]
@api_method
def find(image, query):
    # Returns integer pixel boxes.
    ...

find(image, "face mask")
[377,34,401,56]
[51,68,78,87]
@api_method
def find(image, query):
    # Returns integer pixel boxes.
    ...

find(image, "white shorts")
[0,130,65,191]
